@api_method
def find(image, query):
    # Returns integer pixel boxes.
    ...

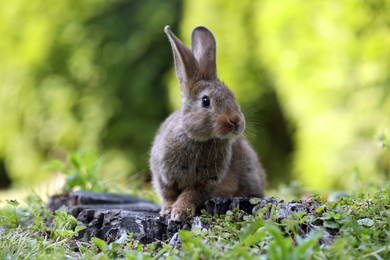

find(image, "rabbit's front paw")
[170,202,195,221]
[160,204,173,216]
[170,207,191,221]
[160,207,172,216]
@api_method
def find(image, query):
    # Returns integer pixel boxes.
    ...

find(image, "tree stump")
[47,191,330,245]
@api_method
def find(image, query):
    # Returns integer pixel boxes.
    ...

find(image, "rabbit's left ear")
[165,26,200,93]
[191,26,217,80]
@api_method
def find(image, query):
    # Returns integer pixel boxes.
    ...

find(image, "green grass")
[1,151,390,259]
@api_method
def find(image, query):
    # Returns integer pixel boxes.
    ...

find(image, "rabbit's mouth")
[214,113,245,139]
[215,130,243,141]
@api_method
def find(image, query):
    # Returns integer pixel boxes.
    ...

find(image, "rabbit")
[150,25,266,221]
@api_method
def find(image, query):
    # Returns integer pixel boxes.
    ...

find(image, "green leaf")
[43,160,67,173]
[249,198,261,205]
[179,230,192,241]
[357,218,374,227]
[329,212,341,220]
[92,237,108,251]
[239,218,264,242]
[55,230,74,238]
[323,220,338,229]
[320,212,332,220]
[75,225,86,234]
[242,231,267,247]
[266,225,290,259]
[68,152,81,170]
[295,230,323,256]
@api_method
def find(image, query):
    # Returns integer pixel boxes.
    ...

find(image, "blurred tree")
[257,0,390,188]
[100,1,183,178]
[0,0,182,187]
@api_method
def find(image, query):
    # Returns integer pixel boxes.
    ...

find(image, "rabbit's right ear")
[164,26,200,96]
[191,26,217,80]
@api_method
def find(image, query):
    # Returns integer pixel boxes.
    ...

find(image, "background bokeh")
[0,0,389,192]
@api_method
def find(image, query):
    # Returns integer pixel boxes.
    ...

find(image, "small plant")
[45,150,108,192]
[3,199,20,228]
[0,194,86,259]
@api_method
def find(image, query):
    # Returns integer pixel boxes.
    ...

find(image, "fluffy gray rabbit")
[150,25,266,221]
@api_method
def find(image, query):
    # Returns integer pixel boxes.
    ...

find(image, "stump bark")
[47,191,331,245]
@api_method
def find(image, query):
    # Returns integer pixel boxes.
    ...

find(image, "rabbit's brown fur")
[150,26,266,220]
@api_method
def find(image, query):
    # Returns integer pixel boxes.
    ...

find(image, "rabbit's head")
[165,26,245,142]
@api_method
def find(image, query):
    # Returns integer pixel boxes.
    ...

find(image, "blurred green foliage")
[0,0,389,190]
[256,0,390,188]
[181,0,390,189]
[44,151,105,192]
[0,0,182,187]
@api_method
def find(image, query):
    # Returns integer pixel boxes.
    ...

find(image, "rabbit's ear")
[191,26,217,80]
[164,26,200,94]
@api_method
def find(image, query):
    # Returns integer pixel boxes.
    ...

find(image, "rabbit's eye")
[202,96,210,108]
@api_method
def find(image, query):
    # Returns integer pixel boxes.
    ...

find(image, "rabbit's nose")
[228,115,242,132]
[229,119,240,131]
